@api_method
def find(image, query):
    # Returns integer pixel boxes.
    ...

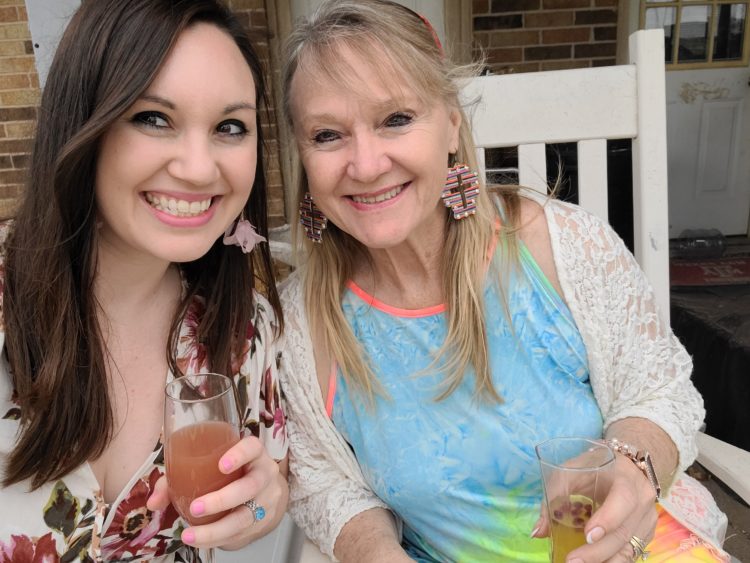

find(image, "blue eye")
[217,119,248,136]
[385,112,413,128]
[313,130,340,144]
[133,111,168,129]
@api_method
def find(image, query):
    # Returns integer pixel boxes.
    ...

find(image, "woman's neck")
[354,232,446,310]
[93,238,180,318]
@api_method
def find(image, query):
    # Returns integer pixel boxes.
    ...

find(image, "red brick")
[486,47,524,63]
[575,9,617,25]
[0,168,26,184]
[0,106,35,121]
[525,44,572,60]
[0,138,31,153]
[541,60,590,70]
[490,30,540,47]
[525,10,575,28]
[0,7,18,22]
[594,26,617,41]
[574,42,616,58]
[0,73,29,89]
[474,0,490,14]
[0,184,22,200]
[11,153,27,168]
[474,14,524,31]
[543,27,590,44]
[592,57,616,66]
[475,32,491,48]
[543,0,590,8]
[491,0,540,12]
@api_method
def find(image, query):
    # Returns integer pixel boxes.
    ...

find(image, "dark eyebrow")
[138,95,256,114]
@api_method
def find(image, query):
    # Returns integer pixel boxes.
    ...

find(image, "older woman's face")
[290,47,461,251]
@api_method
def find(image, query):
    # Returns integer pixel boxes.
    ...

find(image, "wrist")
[605,438,661,500]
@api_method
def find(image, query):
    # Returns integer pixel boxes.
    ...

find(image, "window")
[641,0,749,68]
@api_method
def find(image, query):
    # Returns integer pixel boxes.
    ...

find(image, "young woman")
[0,0,287,560]
[280,1,728,562]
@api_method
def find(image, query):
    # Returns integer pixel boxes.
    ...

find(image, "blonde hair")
[282,0,521,403]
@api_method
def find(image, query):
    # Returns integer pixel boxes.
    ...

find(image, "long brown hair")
[2,0,282,489]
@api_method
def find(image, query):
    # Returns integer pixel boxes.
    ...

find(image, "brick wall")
[473,0,618,74]
[0,0,38,217]
[224,0,285,228]
[0,0,286,226]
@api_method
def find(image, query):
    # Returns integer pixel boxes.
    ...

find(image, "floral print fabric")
[0,225,287,562]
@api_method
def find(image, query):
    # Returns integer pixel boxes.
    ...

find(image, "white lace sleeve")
[544,200,705,472]
[279,273,394,560]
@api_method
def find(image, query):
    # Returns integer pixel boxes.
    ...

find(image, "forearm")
[334,507,411,563]
[606,416,679,490]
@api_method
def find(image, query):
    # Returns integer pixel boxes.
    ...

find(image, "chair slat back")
[463,29,670,321]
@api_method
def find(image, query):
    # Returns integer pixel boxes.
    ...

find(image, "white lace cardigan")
[279,197,710,559]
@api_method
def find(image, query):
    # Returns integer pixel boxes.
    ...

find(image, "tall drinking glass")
[535,437,615,563]
[164,373,243,562]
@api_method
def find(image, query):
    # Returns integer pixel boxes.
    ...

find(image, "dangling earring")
[299,192,328,243]
[223,212,266,253]
[442,161,480,220]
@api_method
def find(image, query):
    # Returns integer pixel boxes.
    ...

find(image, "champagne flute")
[164,372,243,562]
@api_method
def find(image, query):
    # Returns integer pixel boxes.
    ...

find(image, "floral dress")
[0,236,288,562]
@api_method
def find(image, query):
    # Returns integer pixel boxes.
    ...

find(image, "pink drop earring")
[223,213,266,253]
[442,163,480,220]
[299,192,328,243]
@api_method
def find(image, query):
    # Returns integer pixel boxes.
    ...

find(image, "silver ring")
[243,498,266,524]
[629,535,650,561]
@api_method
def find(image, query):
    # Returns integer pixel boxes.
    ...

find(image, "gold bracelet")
[605,438,661,500]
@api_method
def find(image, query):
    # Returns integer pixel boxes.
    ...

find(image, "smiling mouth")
[351,183,407,204]
[145,193,213,217]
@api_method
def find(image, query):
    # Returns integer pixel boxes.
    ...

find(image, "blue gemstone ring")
[243,498,266,524]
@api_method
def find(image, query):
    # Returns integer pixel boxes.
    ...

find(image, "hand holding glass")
[164,373,243,527]
[535,437,615,563]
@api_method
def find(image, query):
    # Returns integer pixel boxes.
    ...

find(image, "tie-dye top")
[331,243,604,562]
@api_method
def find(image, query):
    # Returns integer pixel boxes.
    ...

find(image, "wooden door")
[643,1,750,236]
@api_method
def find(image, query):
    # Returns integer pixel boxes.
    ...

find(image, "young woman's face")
[95,23,257,265]
[290,46,461,251]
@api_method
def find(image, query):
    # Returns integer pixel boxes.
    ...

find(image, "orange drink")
[166,420,242,525]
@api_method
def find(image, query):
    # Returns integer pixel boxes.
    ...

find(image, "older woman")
[279,1,728,562]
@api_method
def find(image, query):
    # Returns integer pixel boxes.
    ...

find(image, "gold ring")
[629,535,650,561]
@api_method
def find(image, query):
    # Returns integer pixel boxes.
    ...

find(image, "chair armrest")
[299,537,335,563]
[696,431,750,506]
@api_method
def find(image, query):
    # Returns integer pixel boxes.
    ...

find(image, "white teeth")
[145,193,213,217]
[352,184,404,204]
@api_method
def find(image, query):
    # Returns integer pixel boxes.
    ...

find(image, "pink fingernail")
[221,457,233,471]
[191,500,205,516]
[568,559,583,563]
[530,525,541,538]
[586,526,605,544]
[182,529,195,545]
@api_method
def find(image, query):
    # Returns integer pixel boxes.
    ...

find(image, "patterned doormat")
[670,256,750,287]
